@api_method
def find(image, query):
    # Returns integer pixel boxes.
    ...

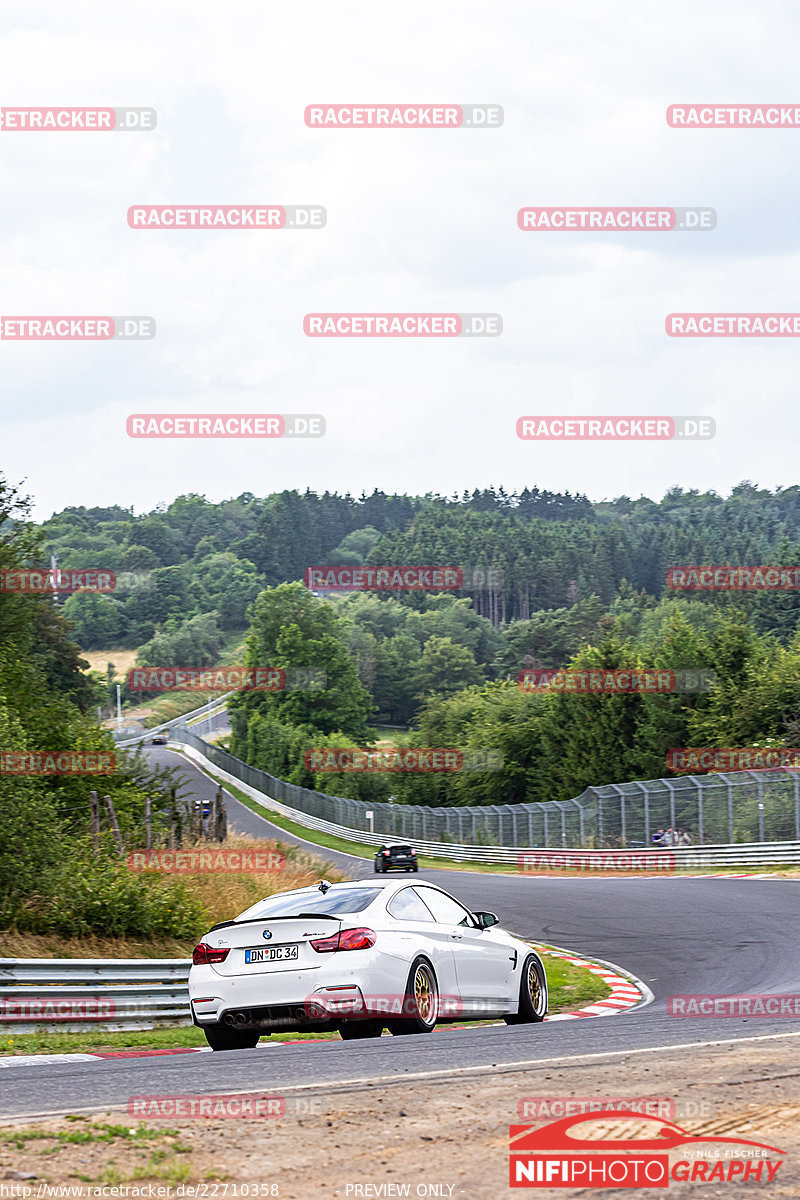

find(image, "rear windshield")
[391,845,413,853]
[236,887,382,921]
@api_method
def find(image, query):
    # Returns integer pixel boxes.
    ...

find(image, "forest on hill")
[25,479,800,811]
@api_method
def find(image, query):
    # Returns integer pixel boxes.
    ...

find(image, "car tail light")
[382,850,390,856]
[310,928,376,953]
[192,942,230,965]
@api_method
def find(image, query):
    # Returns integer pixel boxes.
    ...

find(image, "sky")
[2,0,799,519]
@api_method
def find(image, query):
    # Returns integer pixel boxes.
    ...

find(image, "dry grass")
[79,648,138,677]
[179,834,346,928]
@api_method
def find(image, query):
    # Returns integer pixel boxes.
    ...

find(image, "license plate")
[244,945,299,965]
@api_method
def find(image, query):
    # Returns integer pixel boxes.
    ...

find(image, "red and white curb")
[529,942,650,1021]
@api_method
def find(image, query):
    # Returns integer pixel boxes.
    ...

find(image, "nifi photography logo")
[509,1111,784,1188]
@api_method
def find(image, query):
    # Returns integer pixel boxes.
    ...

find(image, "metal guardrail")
[180,742,800,868]
[115,694,234,748]
[0,959,192,1033]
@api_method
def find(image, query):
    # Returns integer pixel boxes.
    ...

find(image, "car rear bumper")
[189,952,408,1028]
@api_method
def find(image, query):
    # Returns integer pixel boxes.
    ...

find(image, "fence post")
[103,796,124,857]
[215,793,228,841]
[145,795,152,851]
[758,775,765,842]
[608,785,626,846]
[728,776,734,843]
[695,778,705,845]
[639,783,650,846]
[664,778,676,832]
[795,774,800,841]
[90,790,100,856]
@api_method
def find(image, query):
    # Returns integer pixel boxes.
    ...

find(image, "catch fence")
[170,728,800,849]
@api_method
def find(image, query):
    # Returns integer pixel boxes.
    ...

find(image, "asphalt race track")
[2,746,799,1120]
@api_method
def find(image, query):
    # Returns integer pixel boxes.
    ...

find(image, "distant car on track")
[188,878,547,1050]
[150,735,168,745]
[374,843,418,872]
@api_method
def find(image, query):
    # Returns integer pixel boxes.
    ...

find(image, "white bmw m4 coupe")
[189,878,548,1049]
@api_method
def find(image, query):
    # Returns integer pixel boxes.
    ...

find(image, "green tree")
[409,636,484,703]
[229,583,374,758]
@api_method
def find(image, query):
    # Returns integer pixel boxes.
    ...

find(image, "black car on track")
[374,843,418,873]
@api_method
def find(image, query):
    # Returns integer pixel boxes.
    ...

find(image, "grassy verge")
[0,951,610,1057]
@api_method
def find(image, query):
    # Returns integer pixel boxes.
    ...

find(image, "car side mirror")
[474,911,500,929]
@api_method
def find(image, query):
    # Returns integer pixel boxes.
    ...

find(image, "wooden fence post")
[90,790,100,856]
[103,795,125,857]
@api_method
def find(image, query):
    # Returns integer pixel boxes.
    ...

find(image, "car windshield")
[236,887,383,921]
[391,845,413,853]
